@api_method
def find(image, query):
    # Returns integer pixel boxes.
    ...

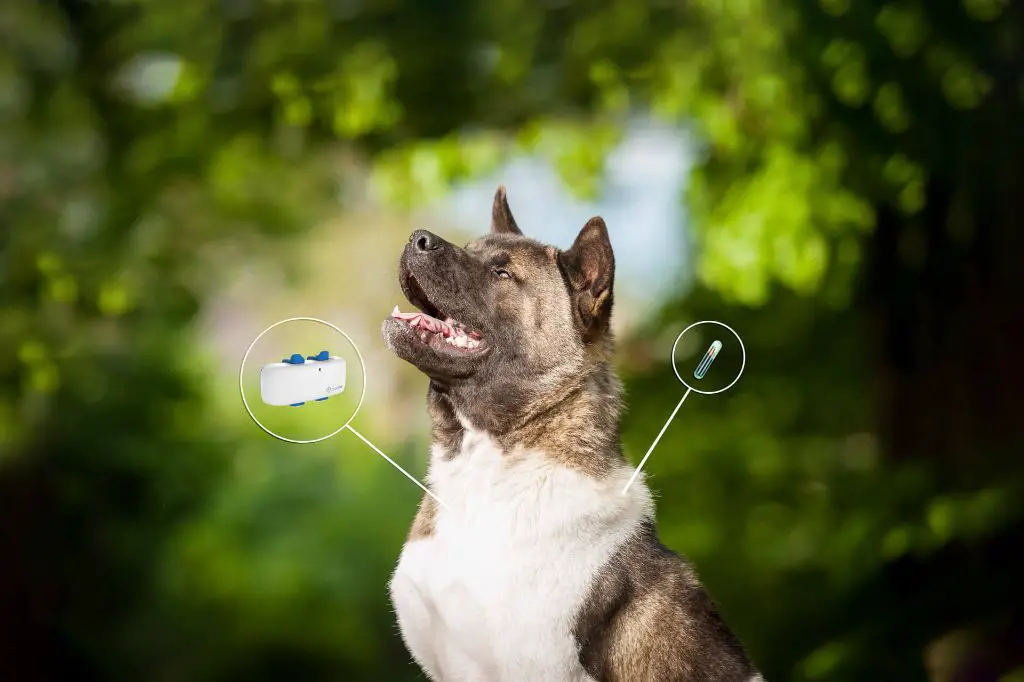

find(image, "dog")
[381,187,762,682]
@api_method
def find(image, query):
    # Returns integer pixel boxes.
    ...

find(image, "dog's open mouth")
[390,306,484,350]
[388,269,487,360]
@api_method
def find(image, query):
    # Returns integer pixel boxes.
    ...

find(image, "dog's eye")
[493,268,512,280]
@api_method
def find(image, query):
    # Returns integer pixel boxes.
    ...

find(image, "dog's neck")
[427,359,624,478]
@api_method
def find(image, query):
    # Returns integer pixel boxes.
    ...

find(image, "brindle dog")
[382,187,762,682]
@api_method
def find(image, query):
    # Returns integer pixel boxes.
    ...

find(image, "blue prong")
[283,353,305,364]
[289,402,304,407]
[307,350,329,361]
[315,397,328,401]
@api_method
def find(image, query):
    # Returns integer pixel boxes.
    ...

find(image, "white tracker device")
[260,350,346,407]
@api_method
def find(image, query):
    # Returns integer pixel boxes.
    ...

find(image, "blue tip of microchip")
[307,350,329,361]
[283,353,305,364]
[315,397,328,401]
[289,402,304,407]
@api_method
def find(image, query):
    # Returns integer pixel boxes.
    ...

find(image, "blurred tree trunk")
[0,464,63,682]
[861,59,1024,677]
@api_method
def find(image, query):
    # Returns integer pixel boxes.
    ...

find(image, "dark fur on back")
[574,521,757,681]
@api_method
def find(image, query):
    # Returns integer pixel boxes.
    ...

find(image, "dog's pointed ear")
[491,185,522,235]
[558,217,615,341]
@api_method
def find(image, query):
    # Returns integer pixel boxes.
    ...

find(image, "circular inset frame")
[671,320,746,395]
[239,317,367,444]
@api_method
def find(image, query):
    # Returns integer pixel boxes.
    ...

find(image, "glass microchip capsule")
[693,340,722,380]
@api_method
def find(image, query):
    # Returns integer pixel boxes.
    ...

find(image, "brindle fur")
[382,186,760,681]
[573,520,757,681]
[406,492,438,541]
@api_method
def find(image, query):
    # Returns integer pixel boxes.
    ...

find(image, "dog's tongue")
[391,305,481,339]
[391,305,449,335]
[391,305,427,323]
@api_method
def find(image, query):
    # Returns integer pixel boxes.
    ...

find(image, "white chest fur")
[389,427,654,682]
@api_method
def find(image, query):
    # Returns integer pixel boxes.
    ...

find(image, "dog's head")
[381,186,616,433]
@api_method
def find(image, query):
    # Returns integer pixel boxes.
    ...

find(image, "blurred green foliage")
[2,0,1022,680]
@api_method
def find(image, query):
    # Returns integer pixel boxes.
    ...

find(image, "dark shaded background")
[2,0,1022,680]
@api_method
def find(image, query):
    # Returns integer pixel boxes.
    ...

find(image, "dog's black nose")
[410,229,442,252]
